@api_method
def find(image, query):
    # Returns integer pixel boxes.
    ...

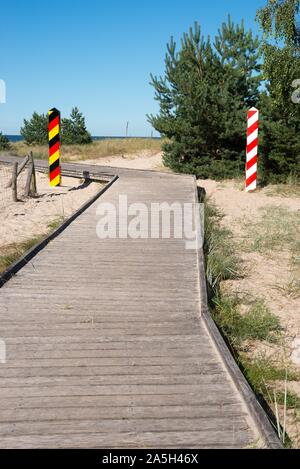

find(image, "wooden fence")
[4,152,37,203]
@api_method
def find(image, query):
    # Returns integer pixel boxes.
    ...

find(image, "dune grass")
[47,216,66,231]
[266,173,300,198]
[0,236,43,273]
[0,216,67,274]
[202,199,299,444]
[272,278,300,299]
[241,354,299,395]
[8,138,163,162]
[241,205,300,256]
[275,391,300,409]
[213,297,282,348]
[203,201,241,299]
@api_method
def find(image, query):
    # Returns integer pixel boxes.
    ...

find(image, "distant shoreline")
[6,135,161,142]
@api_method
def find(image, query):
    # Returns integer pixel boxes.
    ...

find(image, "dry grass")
[266,184,300,198]
[0,237,43,273]
[241,206,300,256]
[0,217,67,274]
[7,138,163,162]
[266,174,300,198]
[47,216,66,231]
[241,354,299,394]
[272,278,300,299]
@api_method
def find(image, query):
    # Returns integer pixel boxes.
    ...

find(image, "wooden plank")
[0,431,253,449]
[4,346,214,359]
[0,397,242,413]
[0,373,228,388]
[0,364,221,378]
[0,383,236,398]
[0,417,250,438]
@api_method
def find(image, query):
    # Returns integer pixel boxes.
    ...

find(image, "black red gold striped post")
[48,108,61,187]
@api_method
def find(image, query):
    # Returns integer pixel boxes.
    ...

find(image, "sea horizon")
[6,135,161,142]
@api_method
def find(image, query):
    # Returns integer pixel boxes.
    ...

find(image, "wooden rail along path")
[0,155,281,449]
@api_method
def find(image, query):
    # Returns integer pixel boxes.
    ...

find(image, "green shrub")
[0,132,11,151]
[61,107,92,145]
[20,112,48,145]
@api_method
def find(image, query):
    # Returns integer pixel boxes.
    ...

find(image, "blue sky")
[0,0,266,136]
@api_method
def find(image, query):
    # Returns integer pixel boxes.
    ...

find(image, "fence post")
[6,154,29,188]
[246,107,259,192]
[24,157,33,197]
[29,151,37,195]
[12,162,18,202]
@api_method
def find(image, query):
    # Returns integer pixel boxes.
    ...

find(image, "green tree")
[61,107,92,145]
[148,19,261,179]
[214,16,261,108]
[257,0,300,46]
[20,112,48,145]
[256,0,300,182]
[0,132,11,151]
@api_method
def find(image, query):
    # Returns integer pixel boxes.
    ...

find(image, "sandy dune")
[81,150,165,171]
[0,165,101,247]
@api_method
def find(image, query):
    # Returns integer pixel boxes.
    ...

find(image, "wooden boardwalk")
[0,157,280,448]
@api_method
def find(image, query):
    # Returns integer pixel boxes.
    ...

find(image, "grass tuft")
[47,216,65,231]
[241,355,299,395]
[240,301,282,342]
[266,173,300,198]
[0,216,66,274]
[203,201,241,299]
[0,236,43,273]
[242,206,300,255]
[275,391,300,409]
[213,297,281,347]
[273,278,300,299]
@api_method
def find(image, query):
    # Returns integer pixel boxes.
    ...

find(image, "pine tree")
[148,19,261,179]
[20,112,48,145]
[213,16,261,176]
[214,16,261,108]
[61,107,92,145]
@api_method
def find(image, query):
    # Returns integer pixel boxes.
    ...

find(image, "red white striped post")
[246,107,259,192]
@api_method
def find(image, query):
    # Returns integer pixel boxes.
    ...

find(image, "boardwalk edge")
[193,176,283,450]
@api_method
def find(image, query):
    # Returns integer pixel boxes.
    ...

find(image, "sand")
[0,165,101,247]
[81,150,167,171]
